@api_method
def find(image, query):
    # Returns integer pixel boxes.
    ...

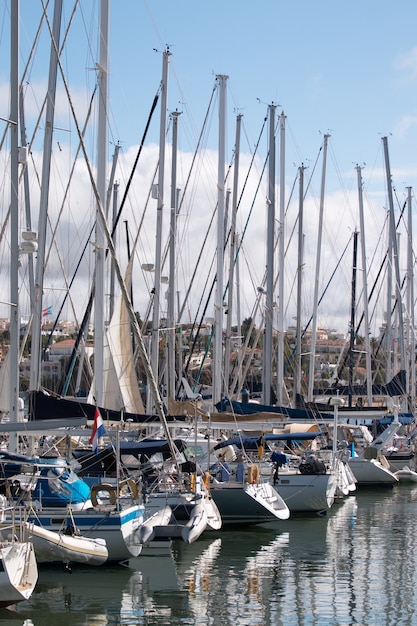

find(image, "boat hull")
[0,542,38,607]
[272,471,338,512]
[22,504,144,562]
[209,481,289,525]
[348,458,399,487]
[23,522,108,565]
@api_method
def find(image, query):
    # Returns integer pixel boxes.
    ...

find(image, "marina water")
[2,486,416,625]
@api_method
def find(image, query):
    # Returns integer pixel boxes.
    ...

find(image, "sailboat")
[74,435,222,545]
[0,538,38,607]
[0,498,38,607]
[0,446,145,562]
[176,431,290,524]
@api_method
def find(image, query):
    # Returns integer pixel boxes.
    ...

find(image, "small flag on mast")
[89,407,106,454]
[42,305,53,317]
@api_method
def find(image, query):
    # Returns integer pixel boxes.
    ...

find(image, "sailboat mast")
[212,74,228,408]
[294,164,305,402]
[276,111,286,405]
[308,133,329,403]
[356,165,373,405]
[93,0,109,407]
[8,0,20,449]
[348,230,358,409]
[29,0,63,395]
[406,186,415,410]
[382,136,406,383]
[167,110,181,401]
[19,89,35,310]
[263,103,276,405]
[149,47,170,411]
[224,113,242,396]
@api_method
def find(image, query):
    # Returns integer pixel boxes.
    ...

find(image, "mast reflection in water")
[3,487,417,625]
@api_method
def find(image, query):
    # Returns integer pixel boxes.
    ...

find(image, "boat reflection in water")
[4,489,417,625]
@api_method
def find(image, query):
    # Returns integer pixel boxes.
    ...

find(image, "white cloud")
[393,47,417,83]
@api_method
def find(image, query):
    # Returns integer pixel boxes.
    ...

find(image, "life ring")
[202,471,211,490]
[119,478,139,501]
[90,483,117,507]
[248,464,260,484]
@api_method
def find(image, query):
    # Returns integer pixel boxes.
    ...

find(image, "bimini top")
[214,431,323,451]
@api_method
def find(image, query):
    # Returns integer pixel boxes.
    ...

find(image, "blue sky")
[1,1,417,336]
[6,0,417,181]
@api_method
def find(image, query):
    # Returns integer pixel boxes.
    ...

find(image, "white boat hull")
[0,542,38,607]
[210,481,290,525]
[142,493,213,544]
[348,457,399,486]
[272,471,338,512]
[21,504,144,562]
[394,466,417,483]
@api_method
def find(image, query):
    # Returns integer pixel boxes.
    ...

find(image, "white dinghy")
[23,522,108,567]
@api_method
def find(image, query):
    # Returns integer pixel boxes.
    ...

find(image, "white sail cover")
[88,263,145,414]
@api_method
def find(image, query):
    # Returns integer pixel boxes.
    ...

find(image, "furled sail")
[88,262,145,414]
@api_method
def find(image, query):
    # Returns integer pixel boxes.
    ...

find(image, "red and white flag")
[89,408,106,454]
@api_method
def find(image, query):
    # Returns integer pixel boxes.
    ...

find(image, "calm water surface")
[2,485,417,626]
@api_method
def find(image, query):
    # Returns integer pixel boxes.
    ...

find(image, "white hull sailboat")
[271,470,338,513]
[348,456,399,487]
[141,493,209,545]
[0,500,38,607]
[209,477,290,526]
[0,540,38,608]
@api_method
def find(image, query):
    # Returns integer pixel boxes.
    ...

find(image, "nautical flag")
[89,407,106,454]
[42,305,53,317]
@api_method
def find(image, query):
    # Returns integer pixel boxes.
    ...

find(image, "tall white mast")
[93,0,109,407]
[294,165,305,404]
[356,165,373,406]
[224,113,242,396]
[149,47,170,412]
[263,103,276,405]
[308,133,329,403]
[382,136,406,380]
[276,111,286,405]
[212,74,228,409]
[167,110,181,401]
[29,0,63,394]
[406,186,415,410]
[8,0,20,451]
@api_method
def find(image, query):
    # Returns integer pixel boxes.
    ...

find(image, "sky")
[1,0,417,340]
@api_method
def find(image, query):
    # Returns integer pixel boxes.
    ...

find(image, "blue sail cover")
[0,452,90,506]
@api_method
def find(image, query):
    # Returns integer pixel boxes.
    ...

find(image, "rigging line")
[44,10,181,455]
[143,82,221,338]
[355,199,407,361]
[232,169,301,399]
[112,91,160,236]
[302,234,352,336]
[61,91,160,396]
[0,0,51,152]
[0,1,75,248]
[190,133,324,390]
[188,114,269,393]
[181,112,267,391]
[27,2,79,161]
[222,114,268,295]
[41,86,97,358]
[173,82,221,323]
